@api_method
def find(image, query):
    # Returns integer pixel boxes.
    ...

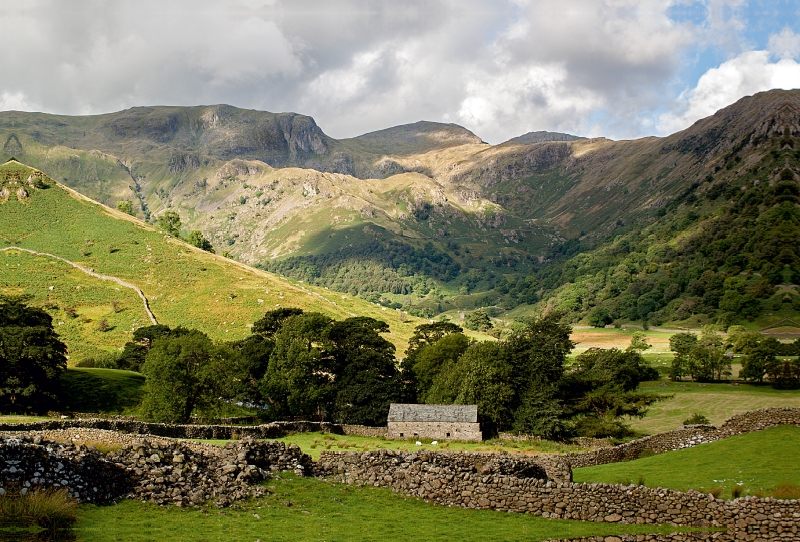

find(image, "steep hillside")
[2,90,799,327]
[0,161,422,361]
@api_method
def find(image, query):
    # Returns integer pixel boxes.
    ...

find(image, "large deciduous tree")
[260,312,335,419]
[0,297,67,414]
[140,329,232,423]
[329,317,406,425]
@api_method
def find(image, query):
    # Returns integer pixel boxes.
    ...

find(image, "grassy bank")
[573,425,800,500]
[76,474,706,542]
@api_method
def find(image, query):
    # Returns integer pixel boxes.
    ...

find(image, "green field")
[627,381,800,434]
[573,425,800,500]
[75,473,704,542]
[60,368,146,413]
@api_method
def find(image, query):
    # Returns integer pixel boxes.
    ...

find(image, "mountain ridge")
[1,90,798,328]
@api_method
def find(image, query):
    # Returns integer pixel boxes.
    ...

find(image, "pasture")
[573,425,800,500]
[75,473,703,542]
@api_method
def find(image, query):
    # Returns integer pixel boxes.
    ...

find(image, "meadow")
[573,425,800,500]
[74,473,705,542]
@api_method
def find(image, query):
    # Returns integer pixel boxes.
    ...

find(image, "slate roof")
[388,404,478,423]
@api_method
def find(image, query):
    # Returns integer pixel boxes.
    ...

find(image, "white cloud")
[0,92,34,112]
[658,49,800,134]
[0,0,762,142]
[768,27,800,60]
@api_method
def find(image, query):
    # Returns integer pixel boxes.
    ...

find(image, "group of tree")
[400,317,660,439]
[124,309,409,425]
[669,326,800,389]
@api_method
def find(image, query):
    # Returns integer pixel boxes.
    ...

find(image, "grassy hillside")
[0,160,423,361]
[573,425,800,499]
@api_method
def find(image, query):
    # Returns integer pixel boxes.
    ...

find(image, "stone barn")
[387,404,482,441]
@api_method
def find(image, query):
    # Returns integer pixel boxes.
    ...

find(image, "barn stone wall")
[387,421,482,441]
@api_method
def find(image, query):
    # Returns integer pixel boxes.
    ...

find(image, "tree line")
[119,310,661,439]
[669,326,800,389]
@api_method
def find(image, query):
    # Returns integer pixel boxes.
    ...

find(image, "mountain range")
[1,89,798,332]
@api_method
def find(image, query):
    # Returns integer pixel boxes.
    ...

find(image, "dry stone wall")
[0,419,349,440]
[0,433,311,507]
[567,407,800,468]
[316,448,800,540]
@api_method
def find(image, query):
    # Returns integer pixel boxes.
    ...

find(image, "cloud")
[0,0,775,143]
[658,29,800,134]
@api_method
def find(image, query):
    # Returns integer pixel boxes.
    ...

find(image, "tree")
[260,312,335,419]
[562,347,661,438]
[766,359,800,390]
[0,297,67,414]
[115,200,134,216]
[140,329,228,423]
[739,338,777,383]
[627,331,651,353]
[117,324,173,371]
[400,321,463,400]
[412,333,471,402]
[669,332,698,381]
[502,313,574,436]
[187,230,214,253]
[252,308,305,338]
[328,317,405,425]
[463,309,493,332]
[226,334,274,408]
[404,322,464,364]
[157,211,182,237]
[452,342,514,433]
[587,306,612,328]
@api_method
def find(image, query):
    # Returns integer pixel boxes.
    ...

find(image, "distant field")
[75,473,703,542]
[571,328,674,354]
[574,425,800,500]
[629,381,800,434]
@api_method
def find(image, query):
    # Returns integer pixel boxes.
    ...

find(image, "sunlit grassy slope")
[574,425,800,500]
[0,161,423,361]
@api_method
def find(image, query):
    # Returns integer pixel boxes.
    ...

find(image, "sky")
[1,0,799,143]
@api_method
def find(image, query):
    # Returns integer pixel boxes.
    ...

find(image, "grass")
[573,425,800,500]
[75,473,707,542]
[60,368,146,414]
[190,432,584,461]
[628,381,800,434]
[0,414,50,424]
[0,487,78,531]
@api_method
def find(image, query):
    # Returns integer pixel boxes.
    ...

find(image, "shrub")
[771,483,800,500]
[0,486,78,531]
[95,318,112,332]
[683,413,711,425]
